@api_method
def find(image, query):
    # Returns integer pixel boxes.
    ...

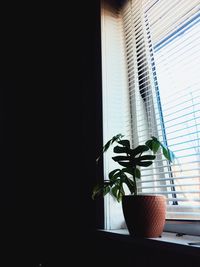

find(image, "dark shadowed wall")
[1,1,102,266]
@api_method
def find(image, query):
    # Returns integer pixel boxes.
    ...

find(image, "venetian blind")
[121,0,200,220]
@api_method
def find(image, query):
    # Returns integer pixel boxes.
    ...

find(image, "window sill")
[96,229,200,257]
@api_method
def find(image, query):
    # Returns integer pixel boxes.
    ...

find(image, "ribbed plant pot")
[122,195,166,238]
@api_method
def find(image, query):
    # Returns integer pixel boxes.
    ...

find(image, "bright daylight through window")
[101,0,200,232]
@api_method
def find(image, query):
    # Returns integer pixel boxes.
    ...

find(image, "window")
[101,0,200,234]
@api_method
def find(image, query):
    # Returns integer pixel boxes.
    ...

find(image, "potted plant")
[92,134,175,238]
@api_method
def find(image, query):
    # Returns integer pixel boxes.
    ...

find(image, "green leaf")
[138,155,156,161]
[117,184,125,202]
[151,136,158,142]
[92,184,104,199]
[103,140,112,153]
[119,171,128,183]
[122,167,135,176]
[119,182,125,195]
[103,185,110,196]
[134,168,141,178]
[96,134,124,163]
[151,136,175,162]
[117,161,133,168]
[122,167,140,179]
[117,139,130,148]
[137,161,153,167]
[145,140,153,149]
[134,155,155,166]
[113,145,131,154]
[123,176,135,194]
[152,141,160,154]
[111,133,124,144]
[109,170,124,182]
[111,185,119,199]
[111,181,125,202]
[162,146,175,162]
[112,155,130,162]
[108,169,121,181]
[131,145,149,156]
[94,134,176,203]
[146,139,160,153]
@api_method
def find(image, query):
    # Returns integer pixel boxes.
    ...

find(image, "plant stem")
[133,174,137,195]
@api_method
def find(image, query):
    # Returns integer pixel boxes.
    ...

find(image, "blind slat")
[122,0,200,221]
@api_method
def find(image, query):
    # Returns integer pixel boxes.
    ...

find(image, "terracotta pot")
[122,195,166,238]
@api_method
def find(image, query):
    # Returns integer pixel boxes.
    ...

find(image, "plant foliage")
[93,134,175,202]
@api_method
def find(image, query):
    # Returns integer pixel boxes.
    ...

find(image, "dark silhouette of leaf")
[103,185,110,196]
[113,145,131,154]
[112,155,130,162]
[111,133,124,144]
[117,183,125,202]
[92,184,104,199]
[123,176,135,194]
[131,145,149,156]
[134,168,141,178]
[137,161,153,167]
[138,155,156,161]
[103,140,112,153]
[122,167,135,176]
[93,133,175,202]
[117,161,133,168]
[111,185,119,199]
[117,139,130,148]
[96,133,124,162]
[108,169,121,180]
[145,139,153,149]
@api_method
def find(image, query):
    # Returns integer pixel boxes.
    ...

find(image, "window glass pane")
[148,4,200,220]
